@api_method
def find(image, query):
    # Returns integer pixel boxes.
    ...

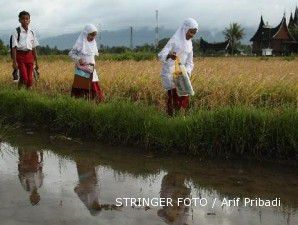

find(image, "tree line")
[0,23,247,56]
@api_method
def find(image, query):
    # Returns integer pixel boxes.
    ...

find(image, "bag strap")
[16,27,34,42]
[16,27,21,42]
[9,35,13,59]
[9,27,20,59]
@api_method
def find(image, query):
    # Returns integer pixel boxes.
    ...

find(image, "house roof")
[250,16,265,41]
[200,38,230,51]
[251,15,295,42]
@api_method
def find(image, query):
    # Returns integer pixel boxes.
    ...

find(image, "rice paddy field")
[0,56,297,160]
[0,56,297,110]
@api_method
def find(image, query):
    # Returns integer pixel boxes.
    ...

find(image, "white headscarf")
[72,24,99,56]
[164,18,198,54]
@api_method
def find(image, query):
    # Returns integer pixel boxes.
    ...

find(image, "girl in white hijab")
[158,18,198,116]
[69,24,104,102]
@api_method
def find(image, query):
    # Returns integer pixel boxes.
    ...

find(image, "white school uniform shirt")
[158,18,198,91]
[11,26,39,51]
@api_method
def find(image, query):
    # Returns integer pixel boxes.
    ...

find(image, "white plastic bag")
[173,58,195,96]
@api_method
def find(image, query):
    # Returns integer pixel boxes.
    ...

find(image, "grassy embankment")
[0,87,296,160]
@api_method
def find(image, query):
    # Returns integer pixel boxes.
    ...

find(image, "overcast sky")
[0,0,297,37]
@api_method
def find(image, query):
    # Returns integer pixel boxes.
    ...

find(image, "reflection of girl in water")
[18,149,44,205]
[74,161,101,216]
[158,172,191,225]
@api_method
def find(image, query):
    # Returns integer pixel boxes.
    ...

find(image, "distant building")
[250,8,298,55]
[199,38,230,54]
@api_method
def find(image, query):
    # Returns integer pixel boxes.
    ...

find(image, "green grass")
[98,52,156,61]
[0,52,157,62]
[0,87,297,160]
[37,52,157,61]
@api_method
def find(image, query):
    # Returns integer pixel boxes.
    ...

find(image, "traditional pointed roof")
[250,16,265,41]
[272,16,295,41]
[294,6,298,22]
[251,11,298,43]
[258,17,283,41]
[289,13,294,27]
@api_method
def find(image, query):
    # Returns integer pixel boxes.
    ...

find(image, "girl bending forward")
[158,18,198,116]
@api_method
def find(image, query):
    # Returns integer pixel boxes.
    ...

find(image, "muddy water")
[0,129,297,225]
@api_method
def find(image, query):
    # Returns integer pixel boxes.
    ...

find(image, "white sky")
[0,0,297,37]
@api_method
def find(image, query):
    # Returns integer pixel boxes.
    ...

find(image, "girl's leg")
[172,88,181,110]
[168,88,185,116]
[71,88,86,98]
[167,90,174,116]
[92,82,105,102]
[179,96,190,109]
[167,88,181,116]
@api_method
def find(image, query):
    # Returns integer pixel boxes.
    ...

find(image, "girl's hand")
[79,59,86,66]
[167,52,177,60]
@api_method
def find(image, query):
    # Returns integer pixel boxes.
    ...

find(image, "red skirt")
[167,88,189,116]
[71,75,104,102]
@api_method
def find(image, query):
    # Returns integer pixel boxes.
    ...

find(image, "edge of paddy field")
[0,86,297,161]
[1,54,298,62]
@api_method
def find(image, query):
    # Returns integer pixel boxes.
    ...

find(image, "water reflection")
[74,159,101,215]
[0,132,297,225]
[18,149,44,205]
[158,172,191,225]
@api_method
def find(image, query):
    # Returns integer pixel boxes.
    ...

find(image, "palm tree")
[223,23,245,55]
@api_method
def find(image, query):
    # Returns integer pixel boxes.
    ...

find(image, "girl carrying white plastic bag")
[158,18,198,116]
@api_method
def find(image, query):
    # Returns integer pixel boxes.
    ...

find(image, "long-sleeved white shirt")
[158,41,194,90]
[11,26,39,51]
[69,49,99,82]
